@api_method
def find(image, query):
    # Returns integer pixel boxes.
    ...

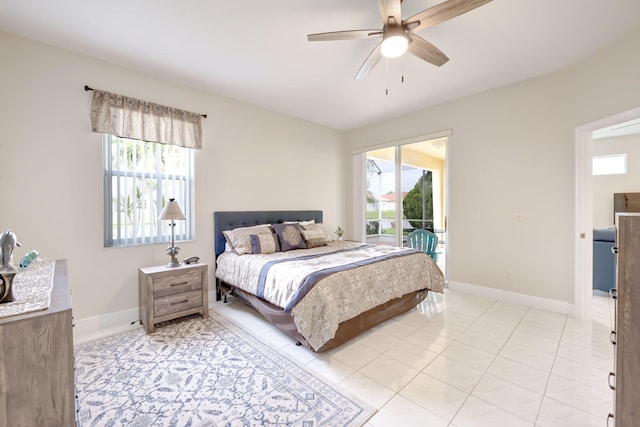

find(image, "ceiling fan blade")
[379,0,402,26]
[307,30,382,42]
[355,43,383,79]
[407,34,449,67]
[404,0,492,33]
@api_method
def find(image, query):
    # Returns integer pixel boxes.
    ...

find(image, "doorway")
[359,135,448,275]
[575,106,640,320]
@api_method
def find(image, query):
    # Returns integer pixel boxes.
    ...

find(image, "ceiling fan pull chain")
[385,57,389,95]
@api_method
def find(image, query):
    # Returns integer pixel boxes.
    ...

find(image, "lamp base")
[0,272,17,303]
[166,255,181,268]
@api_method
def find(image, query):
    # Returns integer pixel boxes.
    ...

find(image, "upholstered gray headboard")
[213,210,323,257]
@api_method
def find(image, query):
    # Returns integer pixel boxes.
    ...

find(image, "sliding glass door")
[366,147,396,245]
[360,136,447,272]
[400,139,445,234]
[401,168,434,234]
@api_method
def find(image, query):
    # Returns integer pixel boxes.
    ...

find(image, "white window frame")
[103,134,194,247]
[592,153,627,176]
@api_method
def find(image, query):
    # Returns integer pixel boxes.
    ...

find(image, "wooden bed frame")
[213,210,428,352]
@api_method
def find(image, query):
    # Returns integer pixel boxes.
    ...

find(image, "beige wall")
[593,134,640,228]
[0,32,345,320]
[3,23,640,322]
[346,27,640,304]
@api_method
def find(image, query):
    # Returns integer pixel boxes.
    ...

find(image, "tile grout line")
[443,298,510,425]
[532,311,568,426]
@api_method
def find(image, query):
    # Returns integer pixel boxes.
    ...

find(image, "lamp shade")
[159,198,185,221]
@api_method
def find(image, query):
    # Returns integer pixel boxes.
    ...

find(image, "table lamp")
[159,198,185,267]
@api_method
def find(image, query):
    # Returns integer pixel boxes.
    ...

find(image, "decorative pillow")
[273,223,308,251]
[302,223,332,242]
[301,228,329,248]
[250,233,280,254]
[222,224,272,255]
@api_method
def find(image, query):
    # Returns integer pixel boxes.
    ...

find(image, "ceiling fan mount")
[307,0,493,79]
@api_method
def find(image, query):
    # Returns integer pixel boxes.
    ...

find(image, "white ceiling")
[1,0,639,131]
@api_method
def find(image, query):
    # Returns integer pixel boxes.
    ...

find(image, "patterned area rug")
[75,311,374,426]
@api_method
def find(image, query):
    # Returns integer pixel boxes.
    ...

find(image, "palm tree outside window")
[103,135,193,247]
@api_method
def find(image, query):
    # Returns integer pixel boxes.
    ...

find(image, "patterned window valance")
[90,88,202,149]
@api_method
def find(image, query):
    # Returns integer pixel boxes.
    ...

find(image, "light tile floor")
[213,290,615,427]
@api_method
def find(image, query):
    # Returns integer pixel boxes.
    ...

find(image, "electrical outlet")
[514,213,527,224]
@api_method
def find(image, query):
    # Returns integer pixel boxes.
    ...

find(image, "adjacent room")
[1,1,640,426]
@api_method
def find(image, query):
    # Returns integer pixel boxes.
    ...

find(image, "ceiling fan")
[307,0,493,79]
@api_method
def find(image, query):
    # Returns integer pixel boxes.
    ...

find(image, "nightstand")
[138,262,208,334]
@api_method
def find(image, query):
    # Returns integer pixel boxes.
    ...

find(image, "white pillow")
[284,220,316,226]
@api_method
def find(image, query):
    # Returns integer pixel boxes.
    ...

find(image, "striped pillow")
[249,233,280,254]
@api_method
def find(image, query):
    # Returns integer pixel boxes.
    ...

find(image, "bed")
[214,210,444,352]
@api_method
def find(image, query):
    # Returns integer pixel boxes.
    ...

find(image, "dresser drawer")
[154,290,203,317]
[153,270,202,298]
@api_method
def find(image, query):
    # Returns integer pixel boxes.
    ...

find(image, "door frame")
[352,130,451,280]
[574,106,640,319]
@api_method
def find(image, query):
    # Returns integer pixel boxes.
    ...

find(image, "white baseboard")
[73,290,219,345]
[447,281,576,316]
[73,283,575,345]
[73,307,142,345]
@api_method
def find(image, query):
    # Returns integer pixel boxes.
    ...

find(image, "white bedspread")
[216,241,444,350]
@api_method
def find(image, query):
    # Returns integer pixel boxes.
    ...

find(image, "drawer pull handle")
[608,372,616,390]
[610,288,618,299]
[171,299,189,305]
[610,331,617,345]
[608,413,614,427]
[170,281,188,287]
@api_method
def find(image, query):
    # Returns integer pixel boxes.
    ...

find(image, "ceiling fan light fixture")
[380,31,409,58]
[307,0,494,77]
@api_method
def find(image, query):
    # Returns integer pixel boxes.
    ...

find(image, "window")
[593,154,627,176]
[103,135,194,247]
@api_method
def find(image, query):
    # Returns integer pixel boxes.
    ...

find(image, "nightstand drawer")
[153,270,202,298]
[154,290,203,317]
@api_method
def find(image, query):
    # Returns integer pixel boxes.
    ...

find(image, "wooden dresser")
[0,259,75,427]
[139,262,208,334]
[610,214,640,426]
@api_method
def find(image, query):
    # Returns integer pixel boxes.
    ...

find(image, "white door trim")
[350,130,452,155]
[574,106,640,319]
